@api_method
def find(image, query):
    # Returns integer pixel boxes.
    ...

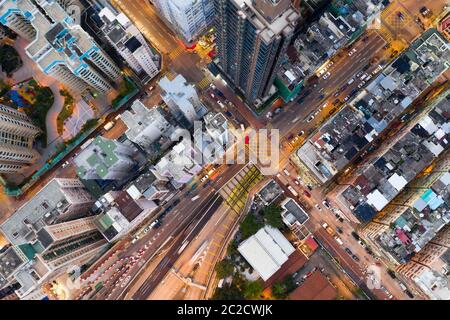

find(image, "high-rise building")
[152,0,214,43]
[214,0,299,105]
[97,6,161,81]
[0,216,107,299]
[0,104,41,173]
[158,74,203,126]
[120,100,173,151]
[74,136,138,181]
[0,0,122,95]
[0,178,96,245]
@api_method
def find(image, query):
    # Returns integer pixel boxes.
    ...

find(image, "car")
[344,95,350,102]
[351,231,360,240]
[387,270,396,279]
[143,226,150,233]
[322,200,331,209]
[283,169,290,176]
[347,78,355,85]
[348,48,357,56]
[397,11,405,21]
[274,107,282,115]
[356,71,364,78]
[314,204,322,211]
[334,236,343,245]
[352,255,360,262]
[333,91,340,97]
[338,217,344,223]
[210,93,215,99]
[318,68,327,76]
[420,6,431,18]
[61,161,70,168]
[293,179,300,185]
[306,115,315,123]
[321,103,328,110]
[200,175,209,183]
[345,248,352,255]
[405,290,414,299]
[326,61,334,68]
[365,247,373,255]
[298,130,305,136]
[303,190,311,198]
[358,82,365,89]
[307,184,313,191]
[266,111,273,119]
[358,240,366,247]
[322,71,331,80]
[149,86,155,91]
[225,111,233,117]
[336,227,343,234]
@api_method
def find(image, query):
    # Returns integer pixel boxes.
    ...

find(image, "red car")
[304,190,311,198]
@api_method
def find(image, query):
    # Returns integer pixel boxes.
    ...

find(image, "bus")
[287,185,298,197]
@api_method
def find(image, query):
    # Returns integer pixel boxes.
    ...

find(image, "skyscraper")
[0,104,41,174]
[158,74,203,126]
[152,0,214,43]
[0,216,108,299]
[0,0,122,95]
[97,6,161,82]
[214,0,299,105]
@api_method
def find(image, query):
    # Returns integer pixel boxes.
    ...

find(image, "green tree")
[262,204,284,228]
[212,283,244,300]
[227,239,239,257]
[243,280,263,300]
[271,282,288,299]
[283,275,297,293]
[240,214,263,240]
[215,259,234,279]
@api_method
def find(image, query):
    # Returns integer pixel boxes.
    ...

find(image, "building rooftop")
[376,170,450,263]
[120,100,172,150]
[238,226,295,281]
[281,198,309,226]
[342,94,450,222]
[0,179,92,246]
[292,0,384,83]
[298,29,449,185]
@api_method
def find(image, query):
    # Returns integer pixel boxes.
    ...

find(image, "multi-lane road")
[75,0,446,301]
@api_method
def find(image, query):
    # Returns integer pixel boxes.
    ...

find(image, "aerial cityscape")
[0,0,449,303]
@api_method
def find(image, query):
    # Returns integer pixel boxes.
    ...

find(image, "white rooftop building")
[98,6,161,81]
[120,100,173,150]
[151,140,203,188]
[238,226,295,281]
[152,0,214,43]
[203,112,229,146]
[159,74,203,126]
